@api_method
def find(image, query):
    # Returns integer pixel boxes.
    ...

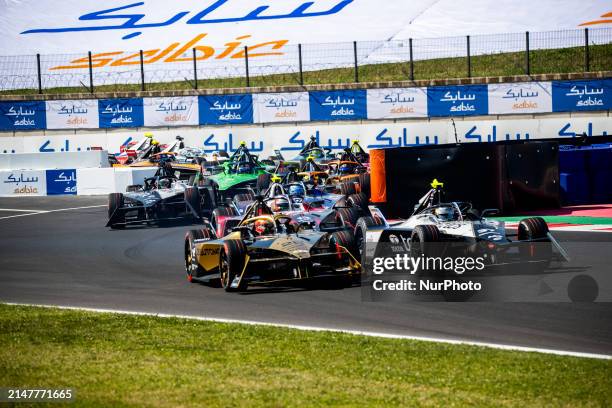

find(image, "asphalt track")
[1,196,611,355]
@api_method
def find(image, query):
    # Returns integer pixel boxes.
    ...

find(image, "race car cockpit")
[227,142,261,174]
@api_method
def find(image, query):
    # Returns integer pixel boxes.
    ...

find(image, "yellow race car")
[184,207,361,292]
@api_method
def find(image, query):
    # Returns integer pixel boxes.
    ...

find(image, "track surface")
[1,196,611,355]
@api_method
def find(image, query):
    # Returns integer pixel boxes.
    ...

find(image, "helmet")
[288,184,305,197]
[435,207,456,221]
[144,132,153,138]
[270,198,290,212]
[157,178,171,189]
[271,174,282,183]
[152,140,159,145]
[254,218,275,236]
[339,164,353,174]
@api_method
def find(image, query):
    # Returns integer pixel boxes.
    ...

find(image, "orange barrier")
[370,149,386,203]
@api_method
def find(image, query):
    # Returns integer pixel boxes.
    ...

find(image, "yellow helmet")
[306,155,315,162]
[271,174,281,183]
[144,132,153,138]
[352,139,359,144]
[152,140,159,145]
[240,141,247,147]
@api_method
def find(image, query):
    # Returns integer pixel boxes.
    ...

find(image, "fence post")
[525,31,530,75]
[298,44,304,85]
[139,50,145,91]
[584,28,590,72]
[192,48,198,89]
[466,35,471,78]
[409,38,414,81]
[244,46,250,87]
[88,51,94,93]
[353,41,359,83]
[36,54,42,94]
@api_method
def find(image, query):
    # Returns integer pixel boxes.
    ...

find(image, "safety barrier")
[0,150,108,170]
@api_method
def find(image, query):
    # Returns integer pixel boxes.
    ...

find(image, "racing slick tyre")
[185,229,206,283]
[234,193,255,202]
[354,216,385,277]
[184,187,203,219]
[108,193,125,229]
[347,192,368,211]
[211,206,239,235]
[410,225,443,273]
[256,173,272,193]
[335,207,360,230]
[329,230,359,286]
[220,240,248,292]
[518,217,552,272]
[358,173,370,197]
[340,181,357,196]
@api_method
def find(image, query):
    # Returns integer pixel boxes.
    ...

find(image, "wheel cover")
[220,252,230,288]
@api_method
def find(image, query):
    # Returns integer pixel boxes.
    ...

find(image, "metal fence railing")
[0,27,610,94]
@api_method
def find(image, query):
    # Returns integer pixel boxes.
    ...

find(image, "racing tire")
[256,173,272,193]
[234,193,255,203]
[211,206,239,235]
[329,230,359,286]
[184,187,202,219]
[354,216,385,275]
[347,192,368,211]
[108,193,125,229]
[518,217,552,272]
[410,225,442,272]
[340,181,357,196]
[358,173,370,197]
[220,240,248,292]
[335,207,360,230]
[185,229,206,282]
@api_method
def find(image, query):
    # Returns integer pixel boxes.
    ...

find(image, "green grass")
[0,304,610,407]
[2,44,610,96]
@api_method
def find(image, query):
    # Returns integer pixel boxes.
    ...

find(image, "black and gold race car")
[184,202,361,292]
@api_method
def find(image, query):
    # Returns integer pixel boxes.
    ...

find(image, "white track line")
[0,205,106,220]
[0,208,47,213]
[4,302,610,360]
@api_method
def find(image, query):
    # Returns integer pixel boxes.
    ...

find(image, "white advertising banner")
[488,82,553,115]
[143,96,199,127]
[0,170,46,196]
[253,92,310,123]
[366,88,428,119]
[45,99,99,129]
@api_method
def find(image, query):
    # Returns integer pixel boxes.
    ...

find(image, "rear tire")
[212,206,239,236]
[410,225,442,273]
[518,217,552,272]
[184,187,202,219]
[185,230,206,282]
[108,193,125,229]
[220,240,248,292]
[340,181,356,196]
[347,192,368,211]
[335,207,359,230]
[358,173,370,197]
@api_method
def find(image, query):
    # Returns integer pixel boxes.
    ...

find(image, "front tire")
[220,240,248,292]
[518,217,552,272]
[108,193,125,229]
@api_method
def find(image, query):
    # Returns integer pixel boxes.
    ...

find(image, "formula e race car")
[106,162,213,229]
[184,204,361,291]
[354,179,569,274]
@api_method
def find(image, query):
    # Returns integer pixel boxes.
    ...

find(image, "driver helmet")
[237,164,251,174]
[254,218,275,236]
[144,132,153,138]
[288,184,305,197]
[339,163,353,174]
[270,198,290,212]
[151,140,159,146]
[158,178,171,189]
[435,207,456,221]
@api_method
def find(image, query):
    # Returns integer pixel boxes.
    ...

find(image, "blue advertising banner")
[309,90,367,121]
[0,100,46,131]
[552,79,611,112]
[427,85,488,117]
[45,169,76,195]
[98,98,144,128]
[199,94,253,125]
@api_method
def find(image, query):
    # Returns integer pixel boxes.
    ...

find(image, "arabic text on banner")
[427,85,488,117]
[46,100,100,129]
[98,98,144,128]
[552,79,611,113]
[198,94,253,125]
[0,170,46,196]
[488,82,552,115]
[46,169,77,195]
[366,88,428,119]
[0,101,46,131]
[143,96,199,127]
[309,90,367,121]
[253,92,310,123]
